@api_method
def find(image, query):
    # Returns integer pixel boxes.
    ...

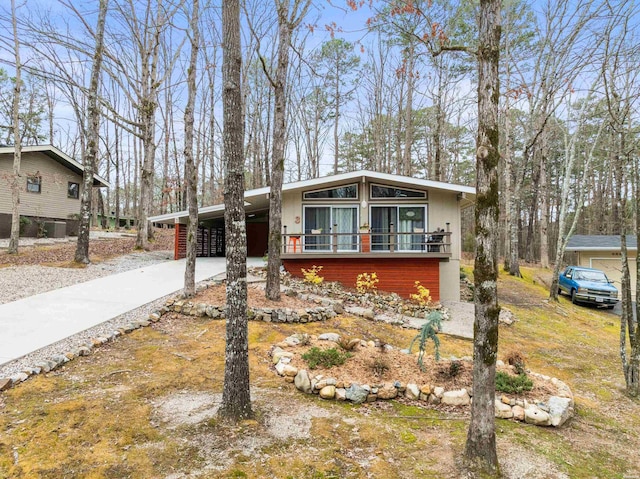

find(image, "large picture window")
[27,176,41,193]
[304,205,358,251]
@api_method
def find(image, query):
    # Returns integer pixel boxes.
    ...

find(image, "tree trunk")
[75,0,108,264]
[464,0,501,474]
[219,0,252,421]
[183,0,200,299]
[402,44,414,176]
[7,0,22,255]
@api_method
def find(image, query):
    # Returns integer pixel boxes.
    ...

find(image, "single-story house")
[149,170,476,301]
[0,145,110,238]
[565,235,637,294]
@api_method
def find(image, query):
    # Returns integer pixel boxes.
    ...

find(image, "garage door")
[590,257,637,298]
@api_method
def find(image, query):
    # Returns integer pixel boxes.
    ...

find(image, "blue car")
[558,266,619,308]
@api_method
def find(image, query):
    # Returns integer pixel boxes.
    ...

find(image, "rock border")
[0,281,343,393]
[272,333,574,428]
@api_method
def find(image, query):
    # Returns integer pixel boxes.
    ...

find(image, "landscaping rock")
[441,389,470,406]
[335,388,347,401]
[320,386,336,399]
[294,370,312,394]
[494,399,514,419]
[377,383,398,400]
[345,306,375,319]
[547,396,572,427]
[405,383,420,400]
[433,386,445,399]
[318,333,340,342]
[345,384,369,404]
[512,405,525,421]
[0,378,11,391]
[272,350,294,365]
[282,365,298,377]
[10,373,28,385]
[524,406,551,426]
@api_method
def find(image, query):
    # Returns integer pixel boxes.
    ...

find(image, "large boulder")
[547,396,573,427]
[524,405,551,426]
[441,389,471,406]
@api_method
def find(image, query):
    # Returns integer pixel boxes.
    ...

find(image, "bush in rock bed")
[302,347,351,369]
[495,371,533,394]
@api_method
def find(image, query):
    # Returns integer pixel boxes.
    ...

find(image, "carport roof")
[566,235,637,251]
[149,169,476,224]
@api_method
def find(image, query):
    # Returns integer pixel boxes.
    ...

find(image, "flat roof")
[150,170,476,224]
[0,144,111,188]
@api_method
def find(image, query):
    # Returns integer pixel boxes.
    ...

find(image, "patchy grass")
[1,268,640,478]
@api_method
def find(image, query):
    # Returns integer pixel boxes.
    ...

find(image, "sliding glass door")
[304,206,358,251]
[371,205,426,251]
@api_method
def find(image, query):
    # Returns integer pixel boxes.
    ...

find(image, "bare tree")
[7,0,22,255]
[261,0,312,301]
[463,0,501,473]
[183,0,200,298]
[219,0,252,421]
[75,0,109,264]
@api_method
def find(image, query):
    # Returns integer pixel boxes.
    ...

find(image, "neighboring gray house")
[0,145,110,238]
[566,235,637,295]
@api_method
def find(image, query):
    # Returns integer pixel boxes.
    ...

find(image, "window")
[68,182,79,199]
[370,184,427,199]
[303,184,358,200]
[26,176,41,193]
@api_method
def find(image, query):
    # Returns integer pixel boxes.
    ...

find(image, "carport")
[149,199,270,260]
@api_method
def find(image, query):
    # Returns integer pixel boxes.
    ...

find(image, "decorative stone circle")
[272,333,574,428]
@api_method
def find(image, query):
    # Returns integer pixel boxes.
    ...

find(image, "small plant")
[408,310,443,371]
[410,281,433,306]
[19,216,31,234]
[504,350,526,375]
[495,371,533,394]
[439,359,462,378]
[355,272,379,294]
[369,357,390,377]
[302,347,351,369]
[301,265,324,285]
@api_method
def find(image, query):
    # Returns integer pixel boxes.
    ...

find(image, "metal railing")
[281,226,452,255]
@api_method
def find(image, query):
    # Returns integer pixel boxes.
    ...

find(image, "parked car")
[558,266,619,308]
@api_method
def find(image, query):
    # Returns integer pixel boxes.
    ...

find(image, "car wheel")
[607,305,615,310]
[558,287,562,296]
[571,289,579,305]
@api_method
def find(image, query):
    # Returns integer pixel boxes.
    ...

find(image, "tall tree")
[219,0,252,421]
[263,0,312,301]
[317,39,360,174]
[464,0,501,473]
[183,0,200,298]
[74,0,109,264]
[7,0,22,255]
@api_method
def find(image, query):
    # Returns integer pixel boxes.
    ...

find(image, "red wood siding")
[282,257,440,300]
[175,224,187,259]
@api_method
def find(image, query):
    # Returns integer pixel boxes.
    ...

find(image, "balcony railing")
[281,229,452,256]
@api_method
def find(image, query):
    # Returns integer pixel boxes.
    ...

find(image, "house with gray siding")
[0,145,110,238]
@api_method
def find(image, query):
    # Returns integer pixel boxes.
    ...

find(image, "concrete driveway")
[0,257,263,365]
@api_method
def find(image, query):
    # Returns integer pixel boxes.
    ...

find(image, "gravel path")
[0,250,174,305]
[0,250,178,378]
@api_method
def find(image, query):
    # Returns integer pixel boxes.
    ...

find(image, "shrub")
[301,265,324,285]
[437,359,463,379]
[410,281,433,307]
[409,310,443,371]
[355,272,379,294]
[19,216,31,234]
[504,350,526,375]
[495,372,533,394]
[302,347,351,369]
